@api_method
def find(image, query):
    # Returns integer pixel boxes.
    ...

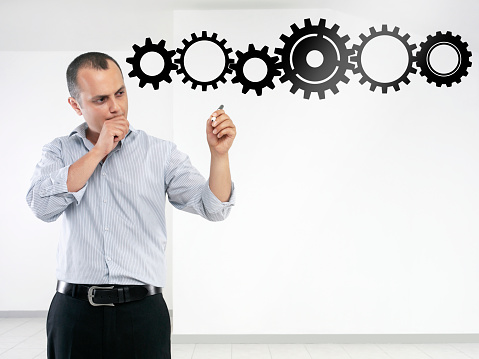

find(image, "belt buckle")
[88,286,115,307]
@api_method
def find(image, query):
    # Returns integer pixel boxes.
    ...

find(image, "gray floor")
[1,317,479,359]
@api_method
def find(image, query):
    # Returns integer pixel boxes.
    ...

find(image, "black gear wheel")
[230,44,282,96]
[351,25,417,93]
[274,18,354,100]
[416,31,472,87]
[175,31,234,91]
[126,37,178,90]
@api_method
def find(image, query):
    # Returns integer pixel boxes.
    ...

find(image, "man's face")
[70,60,128,135]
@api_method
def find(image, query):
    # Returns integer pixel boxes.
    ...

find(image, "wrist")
[89,146,107,162]
[210,150,229,160]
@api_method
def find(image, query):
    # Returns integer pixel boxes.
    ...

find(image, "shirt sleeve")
[164,142,235,222]
[26,139,88,222]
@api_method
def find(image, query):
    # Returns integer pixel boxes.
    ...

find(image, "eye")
[116,91,124,96]
[96,97,105,103]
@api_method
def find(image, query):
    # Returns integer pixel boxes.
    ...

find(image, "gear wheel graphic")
[230,44,282,96]
[175,31,234,91]
[126,37,178,90]
[351,25,417,93]
[416,31,472,87]
[274,18,354,100]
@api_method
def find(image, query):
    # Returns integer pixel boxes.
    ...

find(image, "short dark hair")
[66,52,123,105]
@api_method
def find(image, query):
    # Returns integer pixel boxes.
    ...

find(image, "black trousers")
[46,291,171,359]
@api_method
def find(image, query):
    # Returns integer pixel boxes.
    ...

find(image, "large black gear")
[274,18,354,100]
[416,31,472,87]
[351,25,417,93]
[126,37,178,90]
[230,44,282,96]
[175,31,234,91]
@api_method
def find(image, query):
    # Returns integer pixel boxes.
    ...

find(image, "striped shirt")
[26,122,235,287]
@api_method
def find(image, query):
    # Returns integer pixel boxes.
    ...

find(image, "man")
[25,52,236,358]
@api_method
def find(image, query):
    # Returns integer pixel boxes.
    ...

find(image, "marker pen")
[211,104,224,122]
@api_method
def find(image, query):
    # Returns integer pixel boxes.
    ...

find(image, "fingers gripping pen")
[211,104,224,122]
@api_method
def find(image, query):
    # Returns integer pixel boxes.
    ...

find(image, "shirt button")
[103,199,107,203]
[105,227,109,231]
[106,257,112,261]
[102,173,106,176]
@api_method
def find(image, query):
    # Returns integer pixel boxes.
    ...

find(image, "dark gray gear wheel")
[351,25,417,93]
[126,37,178,90]
[175,31,234,91]
[416,31,472,87]
[230,44,282,96]
[274,18,354,100]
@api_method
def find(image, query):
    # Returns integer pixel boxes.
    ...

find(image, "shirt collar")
[69,122,136,146]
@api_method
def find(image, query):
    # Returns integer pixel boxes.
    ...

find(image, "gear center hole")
[306,50,324,68]
[428,43,460,76]
[361,35,409,83]
[184,40,226,82]
[243,58,268,82]
[140,52,165,77]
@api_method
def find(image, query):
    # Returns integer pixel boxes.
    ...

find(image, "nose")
[109,97,120,113]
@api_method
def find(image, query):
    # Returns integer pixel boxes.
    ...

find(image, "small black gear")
[274,18,354,100]
[175,31,234,91]
[416,31,472,87]
[230,44,282,96]
[351,25,417,93]
[126,37,178,90]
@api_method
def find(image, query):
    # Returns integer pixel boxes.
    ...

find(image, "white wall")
[172,6,479,334]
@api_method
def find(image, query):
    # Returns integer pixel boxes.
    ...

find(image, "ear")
[68,97,82,116]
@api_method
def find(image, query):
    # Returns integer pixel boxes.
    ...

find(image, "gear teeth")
[175,31,233,91]
[351,25,416,94]
[290,83,300,94]
[416,30,472,87]
[230,42,282,96]
[126,37,178,90]
[276,17,353,100]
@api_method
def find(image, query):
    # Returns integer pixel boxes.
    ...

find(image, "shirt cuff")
[202,178,236,213]
[39,165,88,205]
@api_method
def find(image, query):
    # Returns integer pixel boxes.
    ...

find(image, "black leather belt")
[56,280,162,307]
